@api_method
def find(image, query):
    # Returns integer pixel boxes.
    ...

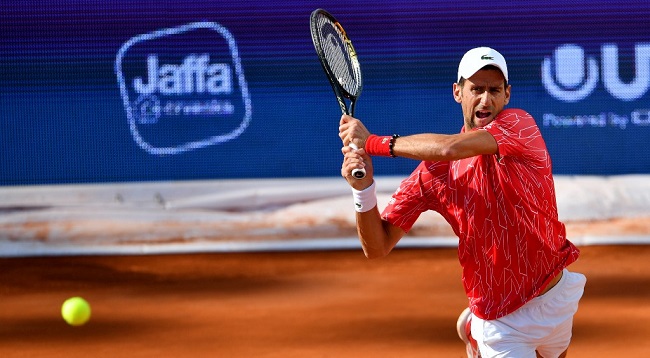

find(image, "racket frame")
[310,8,366,179]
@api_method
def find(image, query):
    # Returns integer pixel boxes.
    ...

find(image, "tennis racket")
[310,8,365,179]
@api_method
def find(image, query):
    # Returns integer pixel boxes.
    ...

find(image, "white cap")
[457,47,508,82]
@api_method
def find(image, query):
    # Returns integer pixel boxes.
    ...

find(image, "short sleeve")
[482,108,549,164]
[381,161,449,233]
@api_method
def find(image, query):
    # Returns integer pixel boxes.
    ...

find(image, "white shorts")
[470,270,587,358]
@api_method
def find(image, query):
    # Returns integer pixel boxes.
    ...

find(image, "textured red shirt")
[381,108,580,320]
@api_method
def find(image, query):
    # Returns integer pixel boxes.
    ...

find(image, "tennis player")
[338,47,586,358]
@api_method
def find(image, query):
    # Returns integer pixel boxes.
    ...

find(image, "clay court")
[2,244,649,357]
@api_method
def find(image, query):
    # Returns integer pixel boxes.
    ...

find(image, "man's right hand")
[341,145,374,190]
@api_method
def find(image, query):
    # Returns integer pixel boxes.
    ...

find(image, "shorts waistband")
[525,269,570,308]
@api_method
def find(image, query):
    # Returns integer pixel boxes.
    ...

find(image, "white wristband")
[351,181,377,213]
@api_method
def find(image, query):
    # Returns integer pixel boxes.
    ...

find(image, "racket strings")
[315,16,361,97]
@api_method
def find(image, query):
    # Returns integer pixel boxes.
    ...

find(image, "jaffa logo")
[115,22,252,155]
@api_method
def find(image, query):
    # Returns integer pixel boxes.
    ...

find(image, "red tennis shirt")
[381,108,580,320]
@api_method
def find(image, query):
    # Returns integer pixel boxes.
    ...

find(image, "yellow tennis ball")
[61,297,91,326]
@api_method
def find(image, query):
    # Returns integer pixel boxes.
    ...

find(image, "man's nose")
[479,91,491,105]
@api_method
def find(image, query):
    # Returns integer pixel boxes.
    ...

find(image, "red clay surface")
[1,245,649,357]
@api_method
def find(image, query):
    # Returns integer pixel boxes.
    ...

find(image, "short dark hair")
[457,65,508,88]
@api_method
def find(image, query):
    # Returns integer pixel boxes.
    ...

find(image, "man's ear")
[452,83,462,104]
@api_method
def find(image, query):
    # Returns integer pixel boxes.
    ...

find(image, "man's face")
[453,69,511,130]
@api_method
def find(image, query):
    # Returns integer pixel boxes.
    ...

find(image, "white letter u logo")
[542,44,598,103]
[602,43,650,102]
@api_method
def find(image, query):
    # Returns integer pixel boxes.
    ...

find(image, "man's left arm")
[391,130,498,161]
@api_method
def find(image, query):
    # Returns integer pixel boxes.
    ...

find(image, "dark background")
[2,0,650,185]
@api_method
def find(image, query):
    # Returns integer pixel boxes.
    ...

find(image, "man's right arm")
[355,207,406,259]
[341,145,405,258]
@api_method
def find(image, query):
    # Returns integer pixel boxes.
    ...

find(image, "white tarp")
[1,175,649,256]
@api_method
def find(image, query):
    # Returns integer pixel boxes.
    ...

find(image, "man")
[338,47,586,358]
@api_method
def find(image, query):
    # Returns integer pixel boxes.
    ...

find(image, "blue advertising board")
[2,0,650,185]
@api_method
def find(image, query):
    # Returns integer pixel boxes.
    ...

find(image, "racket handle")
[348,143,366,179]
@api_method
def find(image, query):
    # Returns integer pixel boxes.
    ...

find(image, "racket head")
[310,8,363,115]
[310,9,366,180]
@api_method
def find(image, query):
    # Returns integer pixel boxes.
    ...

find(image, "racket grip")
[348,143,366,179]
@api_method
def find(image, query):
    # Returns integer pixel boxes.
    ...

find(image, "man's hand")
[339,114,374,188]
[339,115,371,149]
[341,145,374,190]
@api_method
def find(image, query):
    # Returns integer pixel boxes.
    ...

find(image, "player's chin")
[473,113,494,128]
